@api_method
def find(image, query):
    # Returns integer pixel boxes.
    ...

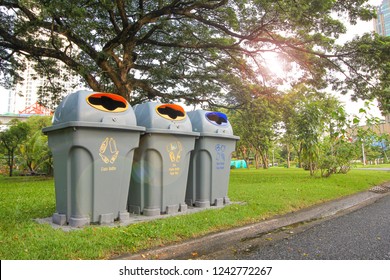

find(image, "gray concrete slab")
[35,202,241,232]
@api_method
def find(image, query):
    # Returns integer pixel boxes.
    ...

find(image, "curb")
[113,188,390,260]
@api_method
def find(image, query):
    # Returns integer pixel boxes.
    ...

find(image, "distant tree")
[279,89,303,168]
[18,116,52,175]
[296,99,323,175]
[349,111,390,165]
[229,85,281,169]
[316,104,358,177]
[0,120,29,176]
[280,85,345,175]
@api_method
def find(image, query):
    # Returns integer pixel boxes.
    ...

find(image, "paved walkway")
[355,168,390,171]
[114,181,390,260]
[234,193,390,259]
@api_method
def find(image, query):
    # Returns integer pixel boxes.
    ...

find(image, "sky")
[0,1,385,119]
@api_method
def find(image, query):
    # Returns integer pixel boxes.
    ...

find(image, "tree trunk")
[286,145,291,168]
[8,150,14,177]
[254,153,260,169]
[260,151,268,169]
[297,144,303,168]
[239,146,250,169]
[27,161,34,173]
[309,160,315,176]
[263,155,269,169]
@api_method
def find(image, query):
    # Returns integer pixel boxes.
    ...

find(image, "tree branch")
[116,0,129,28]
[0,27,102,91]
[107,9,122,34]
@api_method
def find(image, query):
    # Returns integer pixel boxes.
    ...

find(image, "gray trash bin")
[186,110,239,208]
[43,90,145,227]
[128,102,199,216]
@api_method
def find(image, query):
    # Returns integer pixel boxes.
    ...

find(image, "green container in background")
[129,102,199,216]
[186,110,239,208]
[43,90,144,227]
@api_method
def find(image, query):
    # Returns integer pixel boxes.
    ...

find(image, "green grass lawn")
[0,168,389,260]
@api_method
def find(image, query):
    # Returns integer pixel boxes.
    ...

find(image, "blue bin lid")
[187,110,239,139]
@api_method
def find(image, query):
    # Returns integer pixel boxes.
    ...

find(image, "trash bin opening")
[206,112,228,126]
[86,93,128,112]
[156,104,186,120]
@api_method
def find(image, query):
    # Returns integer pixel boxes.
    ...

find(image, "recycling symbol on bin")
[215,144,226,161]
[99,137,119,164]
[167,141,183,163]
[215,144,226,170]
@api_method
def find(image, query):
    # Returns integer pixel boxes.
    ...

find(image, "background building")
[373,0,390,134]
[6,58,82,115]
[374,0,390,36]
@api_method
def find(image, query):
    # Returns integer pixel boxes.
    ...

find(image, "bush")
[318,137,357,177]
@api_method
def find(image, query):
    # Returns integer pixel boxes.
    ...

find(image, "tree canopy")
[1,0,387,112]
[335,34,390,113]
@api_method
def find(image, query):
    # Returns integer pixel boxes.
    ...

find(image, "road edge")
[113,188,390,260]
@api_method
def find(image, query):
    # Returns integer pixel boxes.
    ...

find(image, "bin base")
[180,203,188,213]
[214,198,224,207]
[69,217,90,227]
[213,197,231,207]
[166,203,188,214]
[140,203,188,216]
[195,201,210,208]
[52,213,67,226]
[143,208,160,216]
[119,211,130,222]
[99,213,114,225]
[166,205,178,214]
[189,197,231,208]
[129,205,141,215]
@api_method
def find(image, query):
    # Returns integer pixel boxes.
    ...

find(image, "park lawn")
[0,168,389,260]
